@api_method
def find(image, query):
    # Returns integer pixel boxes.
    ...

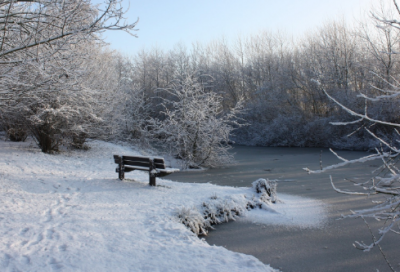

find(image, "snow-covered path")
[0,139,279,272]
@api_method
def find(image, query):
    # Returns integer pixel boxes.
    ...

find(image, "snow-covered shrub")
[202,195,248,226]
[176,195,249,236]
[148,74,244,169]
[252,178,278,204]
[177,186,279,235]
[177,195,248,236]
[30,120,63,153]
[176,207,211,236]
[116,88,152,145]
[1,117,28,142]
[24,85,109,153]
[71,133,89,149]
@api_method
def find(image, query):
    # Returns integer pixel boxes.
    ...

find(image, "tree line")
[2,0,400,166]
[121,8,400,150]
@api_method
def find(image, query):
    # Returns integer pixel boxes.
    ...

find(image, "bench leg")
[149,160,156,186]
[119,163,124,180]
[149,174,156,186]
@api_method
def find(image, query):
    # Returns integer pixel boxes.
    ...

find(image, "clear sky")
[94,0,379,55]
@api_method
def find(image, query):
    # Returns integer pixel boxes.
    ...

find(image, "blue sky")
[94,0,377,55]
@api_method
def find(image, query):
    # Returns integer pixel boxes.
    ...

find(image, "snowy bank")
[0,138,326,271]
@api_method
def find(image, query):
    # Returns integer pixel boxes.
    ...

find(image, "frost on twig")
[306,80,400,260]
[307,12,400,263]
[303,150,387,174]
[329,176,371,196]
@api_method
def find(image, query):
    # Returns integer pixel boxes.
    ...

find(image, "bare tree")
[0,0,137,60]
[0,0,138,151]
[149,74,244,169]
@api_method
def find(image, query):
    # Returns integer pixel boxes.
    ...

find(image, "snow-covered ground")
[0,138,327,272]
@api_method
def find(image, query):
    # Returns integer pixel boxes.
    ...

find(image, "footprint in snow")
[29,233,44,246]
[20,227,30,236]
[46,229,55,239]
[0,253,12,268]
[42,209,53,223]
[49,258,63,270]
[22,255,30,264]
[58,244,67,252]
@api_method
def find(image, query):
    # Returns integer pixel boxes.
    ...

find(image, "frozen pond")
[168,146,399,272]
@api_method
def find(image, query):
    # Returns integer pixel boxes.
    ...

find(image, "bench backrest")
[153,158,166,169]
[114,155,166,170]
[123,156,152,168]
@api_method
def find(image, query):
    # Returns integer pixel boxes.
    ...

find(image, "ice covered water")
[168,146,399,272]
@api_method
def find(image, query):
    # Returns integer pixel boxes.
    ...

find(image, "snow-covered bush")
[252,178,278,204]
[0,114,29,142]
[176,195,248,236]
[26,86,108,152]
[149,74,244,168]
[176,207,211,236]
[177,182,279,235]
[202,194,249,226]
[117,88,152,145]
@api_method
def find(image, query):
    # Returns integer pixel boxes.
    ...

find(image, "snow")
[0,137,327,271]
[240,194,327,229]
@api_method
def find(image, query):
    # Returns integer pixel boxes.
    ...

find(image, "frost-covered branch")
[330,176,372,196]
[306,5,400,260]
[148,73,245,169]
[303,151,388,174]
[0,0,138,58]
[322,88,400,128]
[307,82,400,260]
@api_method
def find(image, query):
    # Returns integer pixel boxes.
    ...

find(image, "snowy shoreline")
[0,138,326,271]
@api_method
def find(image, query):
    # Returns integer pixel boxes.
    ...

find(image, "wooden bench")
[113,155,179,186]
